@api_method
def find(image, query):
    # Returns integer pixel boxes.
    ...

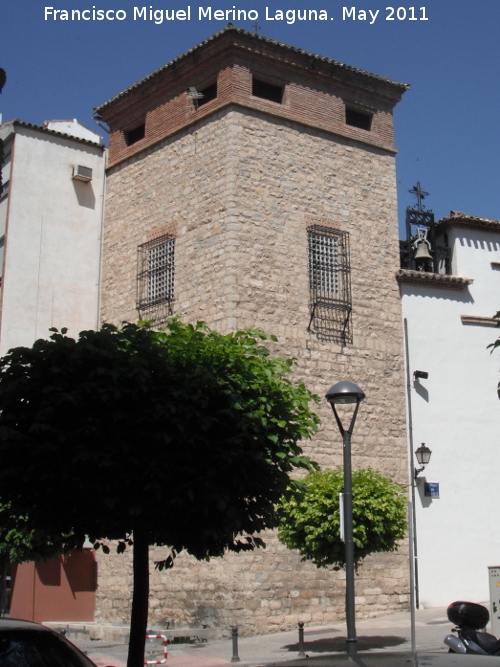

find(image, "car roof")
[0,618,53,631]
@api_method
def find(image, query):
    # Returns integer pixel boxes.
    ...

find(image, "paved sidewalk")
[73,605,456,667]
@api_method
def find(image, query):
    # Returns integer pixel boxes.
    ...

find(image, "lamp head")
[415,443,432,466]
[325,380,365,406]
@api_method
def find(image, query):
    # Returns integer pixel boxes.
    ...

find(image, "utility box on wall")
[488,566,500,636]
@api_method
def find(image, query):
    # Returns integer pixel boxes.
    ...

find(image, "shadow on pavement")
[283,635,407,653]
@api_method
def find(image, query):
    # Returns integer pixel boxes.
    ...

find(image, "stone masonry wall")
[98,106,408,636]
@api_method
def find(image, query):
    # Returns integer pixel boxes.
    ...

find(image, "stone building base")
[94,533,409,638]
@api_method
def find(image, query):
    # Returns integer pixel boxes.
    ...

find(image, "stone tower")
[94,26,410,634]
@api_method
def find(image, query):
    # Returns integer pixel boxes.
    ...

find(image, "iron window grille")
[137,234,175,324]
[307,225,352,344]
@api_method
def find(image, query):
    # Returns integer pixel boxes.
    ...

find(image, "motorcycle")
[445,600,500,655]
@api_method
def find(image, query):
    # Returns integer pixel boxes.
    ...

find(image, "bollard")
[230,626,241,662]
[298,621,305,657]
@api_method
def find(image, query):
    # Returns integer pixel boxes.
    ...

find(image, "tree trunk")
[0,555,9,616]
[127,528,150,667]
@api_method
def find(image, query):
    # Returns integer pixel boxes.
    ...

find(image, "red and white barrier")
[144,634,168,665]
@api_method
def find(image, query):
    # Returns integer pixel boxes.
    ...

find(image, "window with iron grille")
[307,225,352,344]
[137,234,175,323]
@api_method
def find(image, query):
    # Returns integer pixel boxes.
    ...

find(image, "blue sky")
[2,0,499,231]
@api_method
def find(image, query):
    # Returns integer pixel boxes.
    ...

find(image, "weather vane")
[252,21,261,33]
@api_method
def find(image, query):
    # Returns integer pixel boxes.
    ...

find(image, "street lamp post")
[411,442,432,610]
[325,380,365,657]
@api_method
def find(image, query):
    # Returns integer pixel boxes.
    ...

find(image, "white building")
[0,119,106,355]
[398,209,500,607]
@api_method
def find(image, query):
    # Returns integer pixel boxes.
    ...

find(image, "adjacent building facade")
[0,119,106,621]
[0,119,105,356]
[399,209,500,608]
[93,26,410,634]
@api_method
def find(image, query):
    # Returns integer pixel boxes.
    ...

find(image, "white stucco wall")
[0,125,105,354]
[402,225,500,607]
[0,193,8,237]
[0,139,12,236]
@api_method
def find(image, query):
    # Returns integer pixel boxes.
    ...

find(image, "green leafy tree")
[277,468,407,570]
[0,320,319,667]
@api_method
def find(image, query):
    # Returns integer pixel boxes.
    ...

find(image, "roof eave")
[94,24,409,115]
[437,211,500,234]
[1,119,105,149]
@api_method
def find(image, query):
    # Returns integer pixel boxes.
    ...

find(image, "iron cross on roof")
[409,182,429,212]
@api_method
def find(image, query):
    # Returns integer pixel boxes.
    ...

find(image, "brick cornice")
[105,102,398,172]
[396,269,473,290]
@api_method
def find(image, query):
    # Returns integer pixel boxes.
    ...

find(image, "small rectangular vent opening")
[252,78,283,104]
[345,108,372,131]
[198,83,217,107]
[125,123,146,146]
[72,165,93,182]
